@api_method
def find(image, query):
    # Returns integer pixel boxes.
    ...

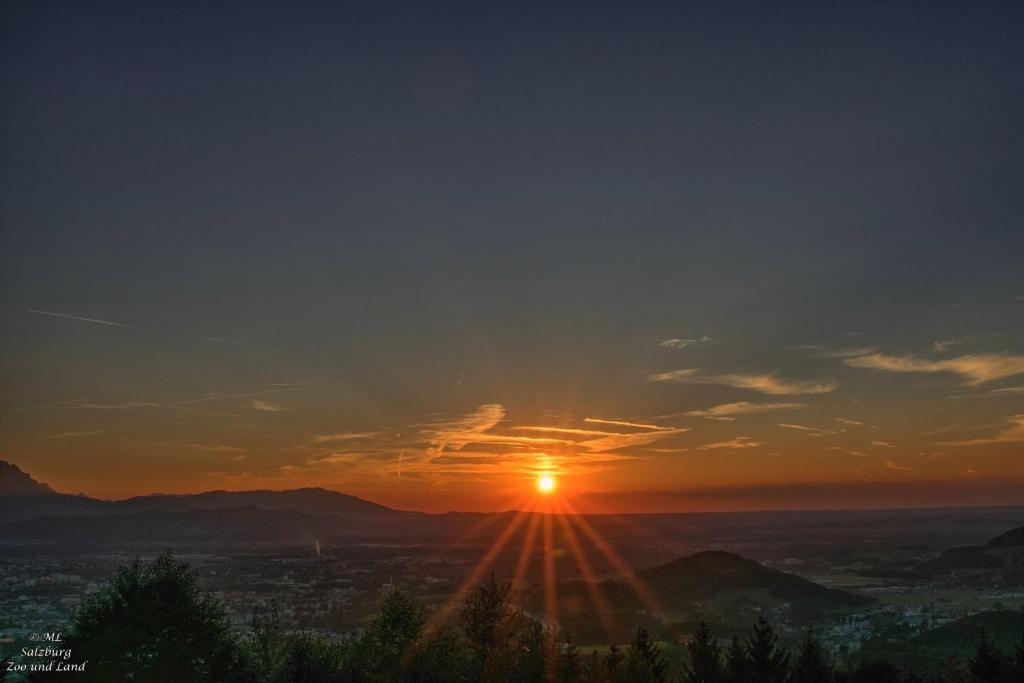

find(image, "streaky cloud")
[686,401,804,420]
[180,387,297,405]
[937,414,1024,447]
[844,352,1024,385]
[583,417,668,430]
[310,432,383,444]
[250,400,286,412]
[26,308,131,327]
[648,369,837,395]
[43,429,107,439]
[659,336,712,350]
[696,436,761,450]
[779,423,835,435]
[26,398,158,410]
[578,428,688,453]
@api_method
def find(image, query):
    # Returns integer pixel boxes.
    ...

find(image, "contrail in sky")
[26,309,131,327]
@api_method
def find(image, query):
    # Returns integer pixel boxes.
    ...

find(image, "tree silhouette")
[557,635,582,683]
[723,636,749,683]
[626,626,668,683]
[512,620,549,683]
[606,642,625,682]
[968,635,1005,683]
[40,552,252,682]
[791,628,830,683]
[1011,631,1024,683]
[276,634,344,683]
[683,621,723,683]
[248,604,293,682]
[459,573,525,681]
[744,615,789,683]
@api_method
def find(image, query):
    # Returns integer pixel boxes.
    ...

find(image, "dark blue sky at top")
[1,1,1022,492]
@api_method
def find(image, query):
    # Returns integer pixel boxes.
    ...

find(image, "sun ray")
[403,508,531,665]
[542,511,559,680]
[511,510,542,595]
[442,495,533,551]
[552,499,614,641]
[561,499,662,612]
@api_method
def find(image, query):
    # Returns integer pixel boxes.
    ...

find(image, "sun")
[537,475,556,494]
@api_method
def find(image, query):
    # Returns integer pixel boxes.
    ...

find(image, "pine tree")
[723,637,749,683]
[626,627,668,683]
[606,642,625,683]
[1011,631,1024,683]
[512,620,548,683]
[583,650,605,683]
[790,628,830,683]
[459,573,522,680]
[968,635,1005,683]
[744,615,790,683]
[558,636,582,683]
[683,621,723,683]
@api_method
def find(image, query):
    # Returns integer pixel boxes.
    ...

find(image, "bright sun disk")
[537,475,555,494]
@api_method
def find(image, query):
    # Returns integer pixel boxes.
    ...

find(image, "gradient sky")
[2,1,1022,512]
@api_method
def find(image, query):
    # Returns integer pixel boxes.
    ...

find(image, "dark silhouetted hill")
[858,610,1024,675]
[0,459,410,527]
[633,550,872,609]
[0,460,56,495]
[987,526,1024,548]
[113,487,405,520]
[920,545,1005,573]
[0,459,110,521]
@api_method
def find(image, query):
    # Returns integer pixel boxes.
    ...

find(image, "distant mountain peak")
[0,460,58,496]
[634,548,872,609]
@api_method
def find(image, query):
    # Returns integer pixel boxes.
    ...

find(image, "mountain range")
[0,459,407,525]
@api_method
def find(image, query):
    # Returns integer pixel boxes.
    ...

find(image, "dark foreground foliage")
[21,554,1024,682]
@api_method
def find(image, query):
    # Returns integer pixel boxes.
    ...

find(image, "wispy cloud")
[779,423,835,435]
[424,404,508,453]
[824,446,867,457]
[43,429,107,440]
[26,309,131,327]
[578,428,688,453]
[250,400,286,412]
[835,418,864,426]
[659,336,712,350]
[884,460,912,472]
[938,414,1024,447]
[514,426,616,437]
[180,387,296,405]
[931,338,961,353]
[122,438,245,453]
[844,353,1024,385]
[27,398,158,410]
[790,345,875,358]
[871,441,896,448]
[686,402,804,420]
[696,436,761,450]
[583,417,667,430]
[818,347,876,358]
[648,369,837,395]
[415,405,687,475]
[310,432,385,444]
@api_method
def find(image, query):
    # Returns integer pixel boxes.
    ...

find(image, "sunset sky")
[2,1,1022,512]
